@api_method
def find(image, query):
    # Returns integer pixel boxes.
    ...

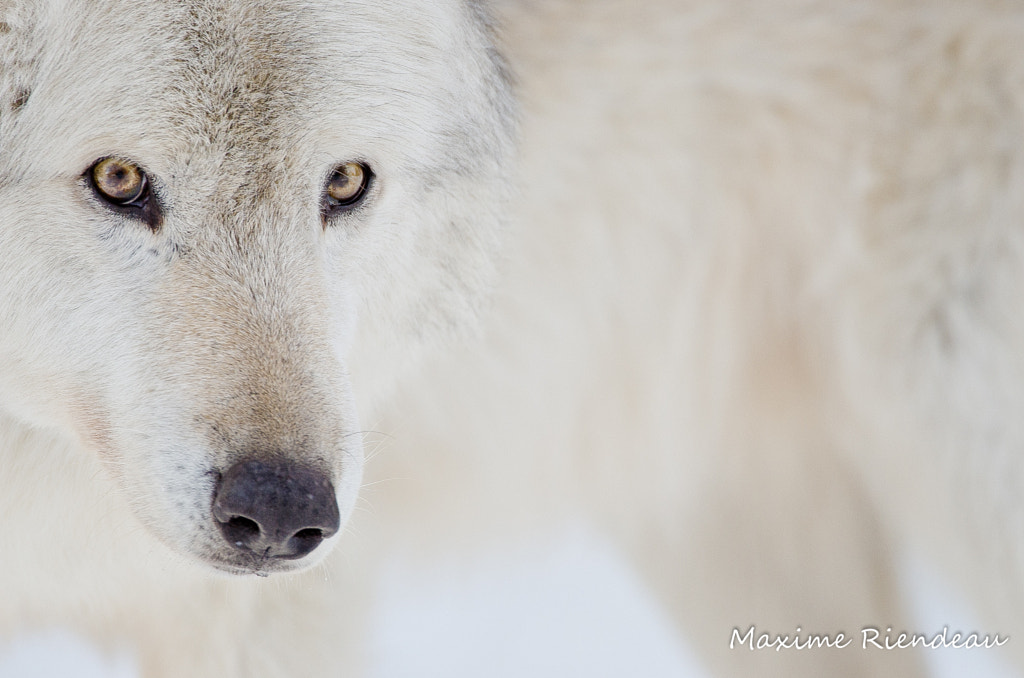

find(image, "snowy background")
[0,524,1019,678]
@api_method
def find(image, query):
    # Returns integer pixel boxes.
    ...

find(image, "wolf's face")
[0,0,514,575]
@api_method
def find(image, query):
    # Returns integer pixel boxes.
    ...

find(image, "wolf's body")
[2,0,1023,676]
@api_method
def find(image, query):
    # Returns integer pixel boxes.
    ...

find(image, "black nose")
[212,459,340,561]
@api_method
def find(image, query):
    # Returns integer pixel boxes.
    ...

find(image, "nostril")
[288,527,326,559]
[220,515,262,547]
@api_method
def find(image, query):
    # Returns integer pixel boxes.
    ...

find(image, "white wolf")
[2,0,1024,676]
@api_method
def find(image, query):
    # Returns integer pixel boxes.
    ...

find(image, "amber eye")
[90,157,148,205]
[325,162,370,211]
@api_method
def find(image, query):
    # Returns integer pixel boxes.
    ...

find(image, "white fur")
[2,0,1024,676]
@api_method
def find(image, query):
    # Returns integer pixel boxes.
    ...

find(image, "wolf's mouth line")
[201,551,300,578]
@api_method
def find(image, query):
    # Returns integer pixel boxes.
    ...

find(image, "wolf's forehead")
[171,2,333,142]
[131,1,428,130]
[166,1,431,139]
[4,0,475,170]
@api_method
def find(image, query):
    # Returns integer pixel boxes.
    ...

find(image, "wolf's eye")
[90,158,148,206]
[86,157,161,229]
[324,162,371,213]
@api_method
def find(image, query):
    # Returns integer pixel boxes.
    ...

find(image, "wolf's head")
[0,0,515,575]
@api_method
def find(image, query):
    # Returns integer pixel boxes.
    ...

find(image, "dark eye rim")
[85,156,162,230]
[322,161,373,217]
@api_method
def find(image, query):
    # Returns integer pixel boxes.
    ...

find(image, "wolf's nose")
[212,459,340,560]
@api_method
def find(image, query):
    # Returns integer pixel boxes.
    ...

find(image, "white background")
[0,525,1018,678]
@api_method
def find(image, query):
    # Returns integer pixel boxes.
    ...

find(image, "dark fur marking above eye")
[11,88,29,111]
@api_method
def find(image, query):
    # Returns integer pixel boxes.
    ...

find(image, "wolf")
[3,0,1024,676]
[0,0,512,674]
